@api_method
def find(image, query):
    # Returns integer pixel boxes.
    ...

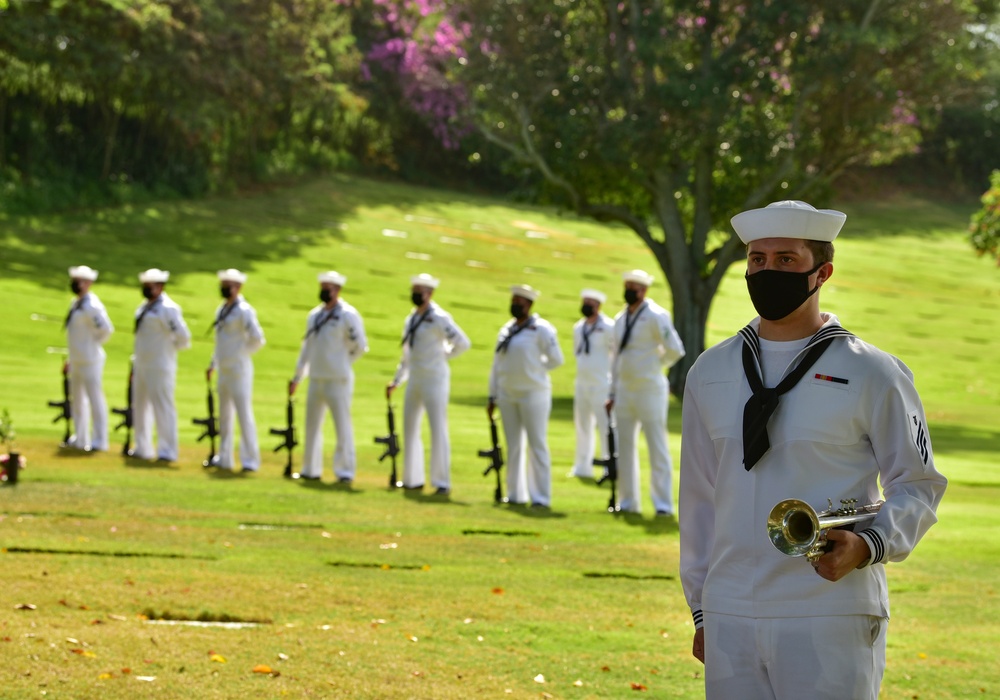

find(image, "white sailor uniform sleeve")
[293,312,314,383]
[678,368,719,630]
[166,304,192,350]
[855,360,947,568]
[243,303,265,355]
[655,306,685,368]
[344,306,368,363]
[609,315,624,399]
[487,326,505,401]
[392,315,413,386]
[539,321,564,371]
[90,298,114,345]
[442,310,471,360]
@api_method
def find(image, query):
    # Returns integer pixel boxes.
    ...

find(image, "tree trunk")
[664,266,711,400]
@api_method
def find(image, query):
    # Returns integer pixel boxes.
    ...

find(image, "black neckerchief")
[401,307,432,348]
[496,318,533,354]
[134,296,162,333]
[577,318,598,355]
[740,323,854,470]
[208,300,240,336]
[64,295,86,329]
[306,304,340,339]
[618,302,647,352]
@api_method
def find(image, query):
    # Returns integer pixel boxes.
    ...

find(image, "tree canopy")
[366,0,997,393]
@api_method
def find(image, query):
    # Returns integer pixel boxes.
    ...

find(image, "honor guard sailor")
[207,269,266,472]
[387,273,471,494]
[290,271,368,482]
[132,268,192,462]
[64,265,114,451]
[679,200,947,699]
[607,269,685,514]
[487,285,564,507]
[569,288,615,478]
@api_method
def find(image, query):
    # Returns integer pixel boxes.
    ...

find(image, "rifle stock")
[192,383,219,467]
[111,364,134,456]
[48,368,72,444]
[477,415,504,503]
[270,397,297,477]
[374,401,401,488]
[594,416,620,513]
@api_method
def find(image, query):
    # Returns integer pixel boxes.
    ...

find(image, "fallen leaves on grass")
[209,654,226,663]
[630,682,648,691]
[14,603,36,610]
[491,587,504,595]
[253,665,272,673]
[533,674,546,684]
[71,649,97,657]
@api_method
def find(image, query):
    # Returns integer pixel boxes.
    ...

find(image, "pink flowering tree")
[367,0,992,391]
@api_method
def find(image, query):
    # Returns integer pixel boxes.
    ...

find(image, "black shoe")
[337,476,352,484]
[434,487,450,496]
[655,509,673,517]
[403,483,424,490]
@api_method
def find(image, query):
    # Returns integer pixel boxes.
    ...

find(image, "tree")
[374,0,996,395]
[970,169,1000,265]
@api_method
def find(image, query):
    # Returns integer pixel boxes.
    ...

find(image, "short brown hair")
[804,240,835,267]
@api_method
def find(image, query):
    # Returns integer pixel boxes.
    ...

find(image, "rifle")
[374,400,401,488]
[111,363,134,456]
[48,365,72,445]
[192,381,219,467]
[477,414,504,504]
[270,396,297,478]
[594,413,620,513]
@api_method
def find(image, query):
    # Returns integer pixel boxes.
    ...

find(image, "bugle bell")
[767,498,882,562]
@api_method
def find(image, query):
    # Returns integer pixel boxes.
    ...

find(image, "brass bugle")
[767,498,883,562]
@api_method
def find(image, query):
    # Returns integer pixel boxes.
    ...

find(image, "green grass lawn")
[1,176,999,699]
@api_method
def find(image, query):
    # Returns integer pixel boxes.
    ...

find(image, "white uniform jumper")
[209,295,265,470]
[294,300,368,480]
[571,313,615,477]
[132,293,191,461]
[391,302,471,489]
[488,315,564,506]
[611,299,685,513]
[65,292,114,450]
[680,315,947,700]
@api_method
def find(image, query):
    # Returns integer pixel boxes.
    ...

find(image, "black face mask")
[220,285,233,299]
[70,280,83,294]
[745,263,823,321]
[411,291,425,306]
[580,303,594,318]
[142,285,155,299]
[510,303,527,320]
[624,288,639,305]
[319,288,332,303]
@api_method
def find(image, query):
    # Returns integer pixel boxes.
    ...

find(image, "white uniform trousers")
[614,381,672,514]
[132,364,178,461]
[69,360,109,451]
[571,381,609,477]
[703,612,887,700]
[302,376,355,480]
[217,363,260,470]
[401,372,451,489]
[497,390,552,506]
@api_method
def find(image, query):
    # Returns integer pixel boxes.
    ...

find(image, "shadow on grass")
[293,478,363,495]
[123,456,180,469]
[401,489,472,507]
[54,446,98,458]
[621,511,679,536]
[499,502,568,519]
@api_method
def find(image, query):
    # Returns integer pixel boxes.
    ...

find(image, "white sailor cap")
[731,200,846,244]
[410,273,440,289]
[138,268,170,284]
[622,269,654,287]
[317,270,347,286]
[68,265,98,281]
[510,284,540,302]
[580,288,607,304]
[217,268,248,284]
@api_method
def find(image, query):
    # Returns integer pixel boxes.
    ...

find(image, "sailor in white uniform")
[608,269,685,515]
[207,268,265,472]
[64,265,114,451]
[487,284,564,507]
[570,288,614,478]
[387,273,471,494]
[132,268,191,462]
[290,271,368,482]
[680,200,947,700]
